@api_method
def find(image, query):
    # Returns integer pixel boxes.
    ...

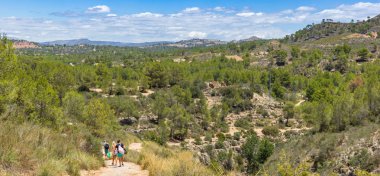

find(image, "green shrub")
[220,122,229,133]
[234,118,252,129]
[349,149,380,172]
[204,144,214,156]
[220,87,253,113]
[216,133,226,142]
[230,140,238,146]
[283,130,298,139]
[234,155,245,171]
[255,119,266,127]
[215,141,225,149]
[217,150,228,163]
[194,136,202,145]
[262,126,280,137]
[242,134,274,173]
[257,107,269,118]
[233,132,241,140]
[225,134,232,140]
[243,129,258,138]
[204,133,213,142]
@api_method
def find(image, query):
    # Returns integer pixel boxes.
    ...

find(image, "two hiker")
[103,140,127,167]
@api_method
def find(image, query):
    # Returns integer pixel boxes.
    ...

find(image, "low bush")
[257,107,269,118]
[255,119,266,127]
[349,149,380,172]
[234,118,252,129]
[230,140,238,146]
[233,132,241,140]
[215,141,225,149]
[194,136,202,145]
[204,144,214,157]
[284,130,299,138]
[216,133,226,142]
[205,133,213,142]
[225,134,232,140]
[262,126,280,137]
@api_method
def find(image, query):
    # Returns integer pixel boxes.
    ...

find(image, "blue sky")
[1,0,380,42]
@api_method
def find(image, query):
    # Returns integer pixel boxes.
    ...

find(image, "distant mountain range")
[238,36,262,42]
[165,38,228,48]
[12,36,262,49]
[39,38,173,47]
[39,38,233,48]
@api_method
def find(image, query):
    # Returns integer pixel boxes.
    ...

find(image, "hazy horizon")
[1,0,380,43]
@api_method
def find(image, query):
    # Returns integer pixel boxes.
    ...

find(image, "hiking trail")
[81,143,148,176]
[295,99,305,107]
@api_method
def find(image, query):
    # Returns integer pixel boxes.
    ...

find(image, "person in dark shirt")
[116,140,125,167]
[103,140,110,159]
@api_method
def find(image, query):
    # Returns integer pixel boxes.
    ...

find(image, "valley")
[1,10,380,176]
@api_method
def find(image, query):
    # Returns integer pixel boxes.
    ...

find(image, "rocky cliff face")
[12,40,39,49]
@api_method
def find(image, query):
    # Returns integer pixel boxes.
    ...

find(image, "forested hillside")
[1,14,380,176]
[286,15,380,42]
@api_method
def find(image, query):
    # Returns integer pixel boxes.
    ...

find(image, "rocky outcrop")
[12,40,39,49]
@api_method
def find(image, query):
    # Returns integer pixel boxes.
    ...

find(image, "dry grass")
[0,121,103,176]
[137,142,214,176]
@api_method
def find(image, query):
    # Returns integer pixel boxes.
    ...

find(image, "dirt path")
[81,143,148,176]
[295,100,305,107]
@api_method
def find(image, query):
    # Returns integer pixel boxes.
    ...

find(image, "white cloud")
[281,10,294,14]
[212,6,235,13]
[168,26,184,30]
[318,9,343,15]
[3,2,380,42]
[183,7,201,13]
[256,12,264,16]
[132,12,163,18]
[236,12,263,17]
[86,5,110,13]
[169,13,183,17]
[188,31,207,38]
[296,6,316,12]
[236,12,255,17]
[107,14,117,17]
[314,2,380,20]
[214,7,225,12]
[349,2,380,9]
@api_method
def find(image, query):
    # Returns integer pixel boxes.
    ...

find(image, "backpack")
[118,145,125,154]
[121,143,128,153]
[104,143,109,150]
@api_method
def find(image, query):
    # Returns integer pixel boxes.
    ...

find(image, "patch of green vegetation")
[264,124,380,175]
[262,126,280,137]
[234,118,252,129]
